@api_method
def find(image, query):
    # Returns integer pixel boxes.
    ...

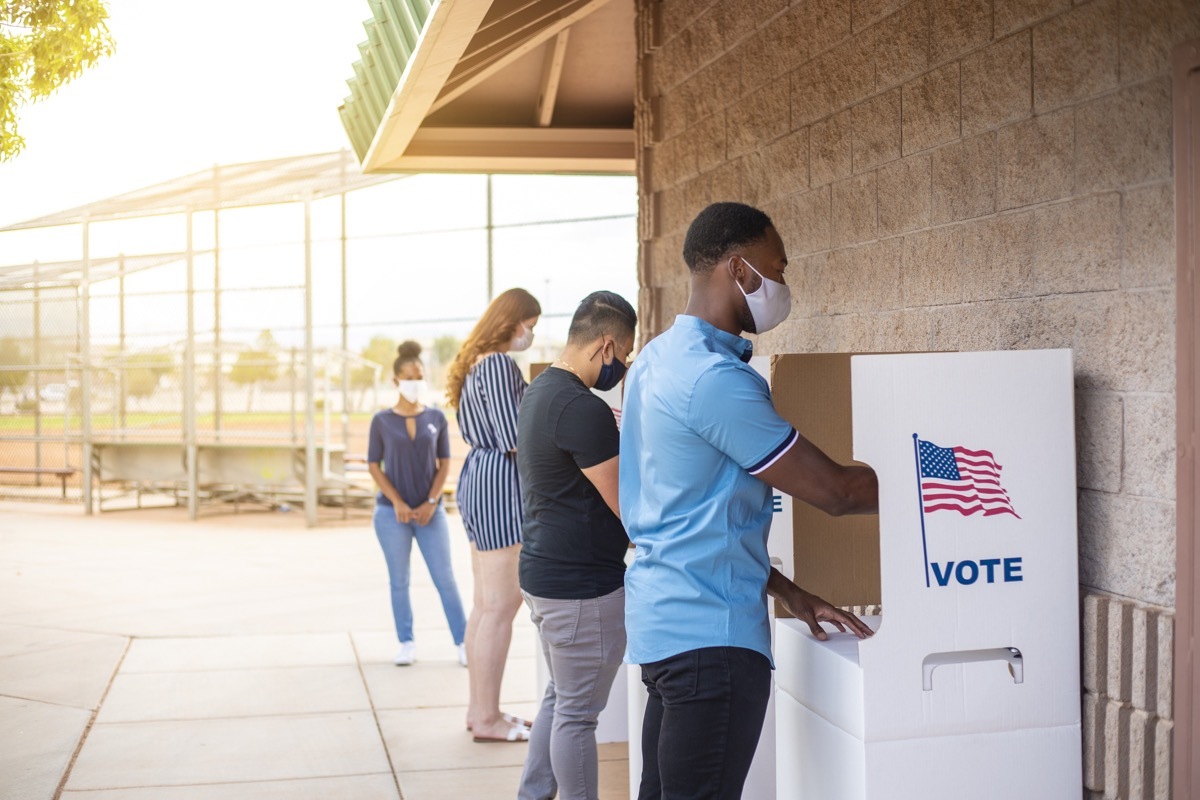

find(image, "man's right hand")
[393,502,414,524]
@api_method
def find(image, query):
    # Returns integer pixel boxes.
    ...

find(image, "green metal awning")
[339,0,635,174]
[340,0,433,160]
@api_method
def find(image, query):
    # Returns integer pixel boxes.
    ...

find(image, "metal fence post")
[304,196,317,528]
[214,207,222,442]
[81,217,94,514]
[185,210,198,520]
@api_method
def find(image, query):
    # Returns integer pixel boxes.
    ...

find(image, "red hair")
[445,288,541,408]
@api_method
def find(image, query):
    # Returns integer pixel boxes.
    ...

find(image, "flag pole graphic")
[913,433,931,588]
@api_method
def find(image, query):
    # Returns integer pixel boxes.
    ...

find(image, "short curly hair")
[682,202,774,274]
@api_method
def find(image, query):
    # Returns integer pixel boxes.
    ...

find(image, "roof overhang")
[339,0,635,175]
[0,151,398,231]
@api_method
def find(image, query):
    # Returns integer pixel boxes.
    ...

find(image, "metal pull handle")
[921,647,1023,691]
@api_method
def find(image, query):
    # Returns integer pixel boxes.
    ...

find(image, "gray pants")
[517,586,626,800]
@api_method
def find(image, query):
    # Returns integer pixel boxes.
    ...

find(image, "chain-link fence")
[0,168,638,523]
[0,284,85,501]
[0,282,502,515]
[78,343,385,518]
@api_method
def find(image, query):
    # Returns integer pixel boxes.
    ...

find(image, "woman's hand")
[393,502,414,524]
[411,501,436,526]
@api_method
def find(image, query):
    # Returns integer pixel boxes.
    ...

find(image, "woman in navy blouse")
[446,288,541,743]
[368,341,467,668]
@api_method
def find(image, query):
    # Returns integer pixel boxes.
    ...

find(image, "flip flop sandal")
[472,723,531,743]
[467,713,532,732]
[503,712,533,729]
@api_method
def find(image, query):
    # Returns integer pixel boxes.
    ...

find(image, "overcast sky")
[0,0,389,227]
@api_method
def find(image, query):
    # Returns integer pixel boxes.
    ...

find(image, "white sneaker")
[456,643,468,667]
[394,641,415,666]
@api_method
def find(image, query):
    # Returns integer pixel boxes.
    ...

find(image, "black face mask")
[593,342,628,392]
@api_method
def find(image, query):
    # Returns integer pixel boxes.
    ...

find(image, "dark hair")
[393,340,422,375]
[567,290,637,345]
[682,202,774,273]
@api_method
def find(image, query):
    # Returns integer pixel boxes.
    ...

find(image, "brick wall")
[634,1,1198,797]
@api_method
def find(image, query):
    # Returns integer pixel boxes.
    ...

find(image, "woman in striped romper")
[446,287,542,743]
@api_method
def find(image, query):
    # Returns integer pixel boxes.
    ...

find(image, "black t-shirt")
[517,367,627,599]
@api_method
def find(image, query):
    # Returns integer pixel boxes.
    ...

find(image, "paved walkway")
[0,501,629,799]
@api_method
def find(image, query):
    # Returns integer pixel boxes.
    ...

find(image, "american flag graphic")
[917,438,1020,519]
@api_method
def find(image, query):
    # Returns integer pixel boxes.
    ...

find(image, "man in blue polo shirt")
[620,202,879,800]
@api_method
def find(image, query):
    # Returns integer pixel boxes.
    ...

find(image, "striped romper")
[456,353,527,551]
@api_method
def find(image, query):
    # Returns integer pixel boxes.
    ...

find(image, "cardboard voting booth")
[772,350,1082,800]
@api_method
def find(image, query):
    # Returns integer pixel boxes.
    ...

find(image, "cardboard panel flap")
[770,354,881,609]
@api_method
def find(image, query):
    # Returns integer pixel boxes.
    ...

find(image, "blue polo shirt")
[619,315,798,666]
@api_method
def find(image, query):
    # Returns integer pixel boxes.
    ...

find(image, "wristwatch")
[427,496,439,505]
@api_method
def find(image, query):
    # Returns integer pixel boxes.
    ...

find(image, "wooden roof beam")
[536,29,570,127]
[427,0,610,116]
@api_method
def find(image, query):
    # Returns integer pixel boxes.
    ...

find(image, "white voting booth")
[774,350,1082,799]
[592,349,1080,800]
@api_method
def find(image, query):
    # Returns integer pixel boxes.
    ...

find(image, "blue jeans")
[373,504,467,645]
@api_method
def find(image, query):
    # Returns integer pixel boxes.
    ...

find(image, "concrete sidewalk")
[0,502,629,799]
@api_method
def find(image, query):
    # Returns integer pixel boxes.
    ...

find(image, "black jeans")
[638,646,772,800]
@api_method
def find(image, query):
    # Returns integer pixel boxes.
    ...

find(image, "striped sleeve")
[480,354,524,452]
[748,429,799,475]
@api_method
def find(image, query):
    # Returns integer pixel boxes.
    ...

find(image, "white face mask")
[397,380,426,404]
[510,323,534,352]
[735,257,792,334]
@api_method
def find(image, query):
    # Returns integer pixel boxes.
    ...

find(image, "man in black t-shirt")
[515,290,636,800]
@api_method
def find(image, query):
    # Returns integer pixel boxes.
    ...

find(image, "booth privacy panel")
[770,354,882,609]
[850,350,1081,742]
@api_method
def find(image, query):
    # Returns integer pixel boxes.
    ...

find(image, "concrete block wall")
[1082,591,1176,799]
[634,0,1196,796]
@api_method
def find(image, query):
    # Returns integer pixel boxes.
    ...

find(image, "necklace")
[555,359,582,378]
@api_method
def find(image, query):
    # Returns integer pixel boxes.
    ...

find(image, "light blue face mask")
[736,257,792,334]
